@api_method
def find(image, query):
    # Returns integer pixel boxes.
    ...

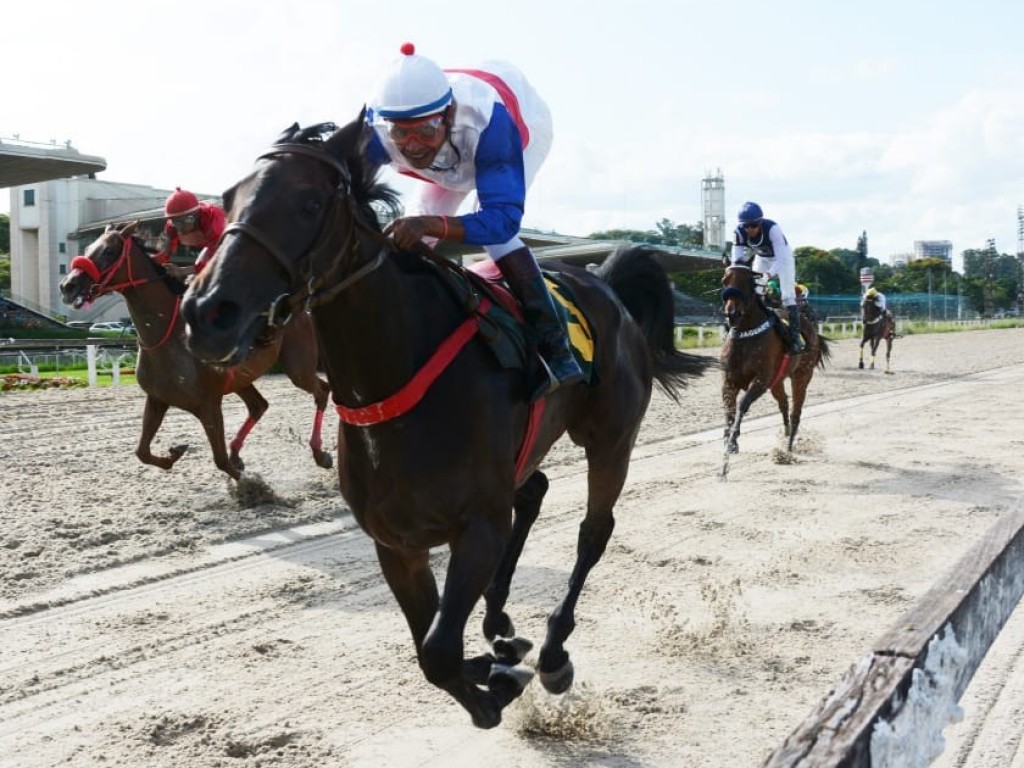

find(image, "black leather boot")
[787,304,806,354]
[496,247,584,394]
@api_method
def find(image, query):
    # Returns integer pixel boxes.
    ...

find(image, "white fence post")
[86,345,97,388]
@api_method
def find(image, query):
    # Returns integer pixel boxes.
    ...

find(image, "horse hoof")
[483,614,515,642]
[169,444,188,460]
[315,451,333,469]
[725,443,738,455]
[539,659,574,695]
[470,705,502,730]
[489,662,535,696]
[493,636,533,665]
[858,362,864,369]
[231,456,246,471]
[465,653,496,686]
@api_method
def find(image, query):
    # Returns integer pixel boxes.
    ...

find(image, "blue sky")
[4,0,1023,268]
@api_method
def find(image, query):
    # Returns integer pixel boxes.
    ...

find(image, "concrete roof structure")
[0,137,106,187]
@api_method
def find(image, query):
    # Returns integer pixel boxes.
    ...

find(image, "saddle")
[419,252,594,377]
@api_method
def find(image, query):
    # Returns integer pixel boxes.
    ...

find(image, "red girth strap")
[336,298,492,426]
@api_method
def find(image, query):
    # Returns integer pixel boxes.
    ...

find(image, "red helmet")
[165,187,200,217]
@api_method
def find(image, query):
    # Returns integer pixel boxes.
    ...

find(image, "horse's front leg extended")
[421,515,518,729]
[136,395,187,470]
[722,382,740,453]
[726,383,766,454]
[858,338,867,369]
[482,471,547,657]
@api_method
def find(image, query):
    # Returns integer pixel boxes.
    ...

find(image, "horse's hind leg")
[136,395,187,470]
[228,385,268,471]
[537,444,629,696]
[481,471,547,660]
[279,321,333,469]
[885,339,893,374]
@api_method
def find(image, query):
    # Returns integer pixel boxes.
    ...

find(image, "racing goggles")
[171,213,199,234]
[387,114,446,146]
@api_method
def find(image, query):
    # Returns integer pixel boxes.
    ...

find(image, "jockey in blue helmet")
[730,201,805,354]
[365,42,582,396]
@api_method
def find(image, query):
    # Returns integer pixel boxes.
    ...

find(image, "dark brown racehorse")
[720,252,830,474]
[180,117,713,728]
[859,297,895,373]
[59,221,333,480]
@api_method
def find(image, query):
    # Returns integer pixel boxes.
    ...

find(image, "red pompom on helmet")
[372,42,452,120]
[164,187,200,218]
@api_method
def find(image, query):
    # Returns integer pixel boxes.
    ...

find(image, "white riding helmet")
[372,42,452,120]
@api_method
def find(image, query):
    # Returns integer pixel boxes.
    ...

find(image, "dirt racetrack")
[1,328,1023,767]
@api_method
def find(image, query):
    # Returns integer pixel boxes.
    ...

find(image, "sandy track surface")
[1,328,1022,767]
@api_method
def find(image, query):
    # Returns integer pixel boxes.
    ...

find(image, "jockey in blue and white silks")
[364,42,580,394]
[731,201,805,353]
[366,61,551,252]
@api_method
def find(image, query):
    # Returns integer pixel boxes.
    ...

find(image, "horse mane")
[276,116,402,233]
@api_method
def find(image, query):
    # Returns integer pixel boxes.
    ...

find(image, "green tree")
[0,213,9,254]
[589,219,704,248]
[856,230,868,270]
[794,247,854,294]
[962,241,1019,315]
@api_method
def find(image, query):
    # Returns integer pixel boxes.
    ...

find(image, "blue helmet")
[738,201,764,224]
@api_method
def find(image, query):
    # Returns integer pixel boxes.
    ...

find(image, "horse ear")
[276,122,301,144]
[324,110,366,163]
[124,220,139,237]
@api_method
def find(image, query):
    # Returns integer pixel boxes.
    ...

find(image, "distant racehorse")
[859,299,895,374]
[720,252,830,473]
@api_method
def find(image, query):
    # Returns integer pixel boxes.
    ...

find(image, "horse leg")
[195,399,241,480]
[869,337,879,370]
[135,395,188,470]
[725,384,765,456]
[722,382,740,453]
[771,382,790,438]
[858,338,866,369]
[386,514,516,729]
[228,385,268,471]
[481,471,547,663]
[278,325,333,469]
[885,338,893,374]
[536,446,627,696]
[787,377,810,452]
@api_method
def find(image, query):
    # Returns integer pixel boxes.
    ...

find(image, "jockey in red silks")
[364,42,582,395]
[159,187,226,279]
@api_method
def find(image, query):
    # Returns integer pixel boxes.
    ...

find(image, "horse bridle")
[68,232,180,350]
[721,262,773,339]
[214,142,390,329]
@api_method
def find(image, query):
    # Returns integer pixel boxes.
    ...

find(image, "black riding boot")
[787,304,806,354]
[496,247,584,395]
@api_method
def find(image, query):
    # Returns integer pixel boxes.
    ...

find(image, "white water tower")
[702,169,726,249]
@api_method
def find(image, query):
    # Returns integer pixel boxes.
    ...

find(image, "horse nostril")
[207,301,240,332]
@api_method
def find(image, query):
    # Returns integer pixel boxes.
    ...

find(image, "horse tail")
[596,245,715,402]
[816,334,832,370]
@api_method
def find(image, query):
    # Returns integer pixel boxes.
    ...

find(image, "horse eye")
[302,198,323,216]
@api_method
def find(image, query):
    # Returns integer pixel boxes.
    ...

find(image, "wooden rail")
[764,507,1024,766]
